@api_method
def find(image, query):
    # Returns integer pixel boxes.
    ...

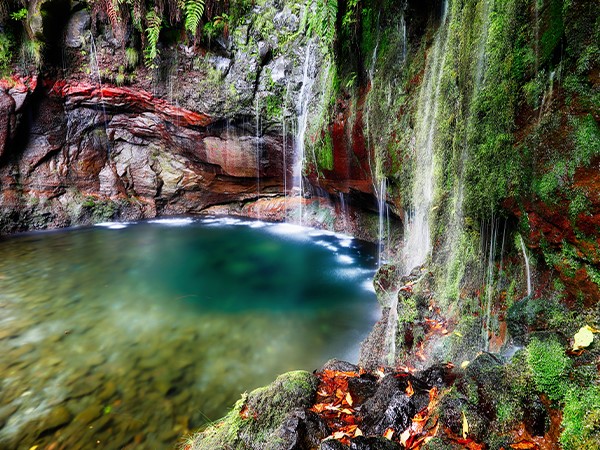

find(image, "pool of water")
[0,217,379,449]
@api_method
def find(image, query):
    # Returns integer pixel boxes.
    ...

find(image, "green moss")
[526,337,572,403]
[560,386,600,450]
[187,371,318,449]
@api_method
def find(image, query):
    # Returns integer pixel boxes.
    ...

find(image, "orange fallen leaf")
[383,427,395,440]
[510,441,538,449]
[406,380,414,397]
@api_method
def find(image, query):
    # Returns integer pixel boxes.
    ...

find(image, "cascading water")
[402,2,451,275]
[292,42,316,225]
[376,177,387,267]
[482,216,499,351]
[384,1,451,365]
[255,96,261,219]
[520,234,533,296]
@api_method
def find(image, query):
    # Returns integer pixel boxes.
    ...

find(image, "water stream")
[520,234,533,296]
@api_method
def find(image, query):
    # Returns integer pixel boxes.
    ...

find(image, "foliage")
[184,0,206,35]
[307,0,337,48]
[526,337,572,403]
[560,386,600,449]
[144,9,162,67]
[0,33,13,75]
[10,8,27,21]
[125,47,139,69]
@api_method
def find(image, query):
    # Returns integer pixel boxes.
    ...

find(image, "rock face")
[512,159,600,305]
[0,79,285,232]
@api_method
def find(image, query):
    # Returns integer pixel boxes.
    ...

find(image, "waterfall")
[255,96,261,218]
[376,177,387,267]
[482,216,498,352]
[538,70,556,120]
[292,42,316,225]
[402,2,450,275]
[519,234,533,296]
[400,12,407,63]
[88,33,111,156]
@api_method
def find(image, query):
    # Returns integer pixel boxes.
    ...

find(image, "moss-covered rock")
[186,370,322,450]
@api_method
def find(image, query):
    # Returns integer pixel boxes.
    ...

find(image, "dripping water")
[482,216,498,352]
[376,177,387,267]
[402,0,450,274]
[255,96,261,219]
[538,70,556,121]
[519,234,533,297]
[88,33,111,156]
[293,41,316,225]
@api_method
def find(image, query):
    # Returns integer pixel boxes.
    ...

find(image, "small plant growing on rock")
[526,337,572,403]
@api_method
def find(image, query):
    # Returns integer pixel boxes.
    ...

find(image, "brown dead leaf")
[406,380,414,397]
[510,441,538,449]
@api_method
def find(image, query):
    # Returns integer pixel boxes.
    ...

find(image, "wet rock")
[349,436,400,449]
[272,409,329,449]
[73,404,102,425]
[0,91,16,158]
[360,375,415,435]
[347,374,378,405]
[41,405,72,433]
[98,380,117,401]
[320,440,348,450]
[438,394,490,442]
[419,363,455,388]
[65,9,90,48]
[320,359,360,373]
[373,264,401,306]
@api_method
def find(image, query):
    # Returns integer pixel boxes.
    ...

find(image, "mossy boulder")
[187,370,324,450]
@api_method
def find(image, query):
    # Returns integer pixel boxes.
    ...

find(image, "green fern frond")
[184,0,205,35]
[145,10,162,67]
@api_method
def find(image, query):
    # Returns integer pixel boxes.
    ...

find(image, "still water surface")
[0,217,378,449]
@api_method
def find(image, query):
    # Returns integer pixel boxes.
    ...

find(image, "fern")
[184,0,205,35]
[145,10,161,67]
[307,0,337,47]
[104,0,122,40]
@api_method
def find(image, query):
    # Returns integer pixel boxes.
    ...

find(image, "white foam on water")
[337,255,354,265]
[95,222,130,229]
[361,279,376,293]
[314,240,338,252]
[148,218,195,226]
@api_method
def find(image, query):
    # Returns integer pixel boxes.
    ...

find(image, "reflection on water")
[0,217,379,449]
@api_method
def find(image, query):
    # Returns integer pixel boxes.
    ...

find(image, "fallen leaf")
[406,380,414,397]
[354,427,363,437]
[461,360,470,369]
[400,428,411,446]
[462,411,469,439]
[345,392,353,406]
[510,441,538,449]
[383,427,395,440]
[332,431,347,440]
[573,325,596,351]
